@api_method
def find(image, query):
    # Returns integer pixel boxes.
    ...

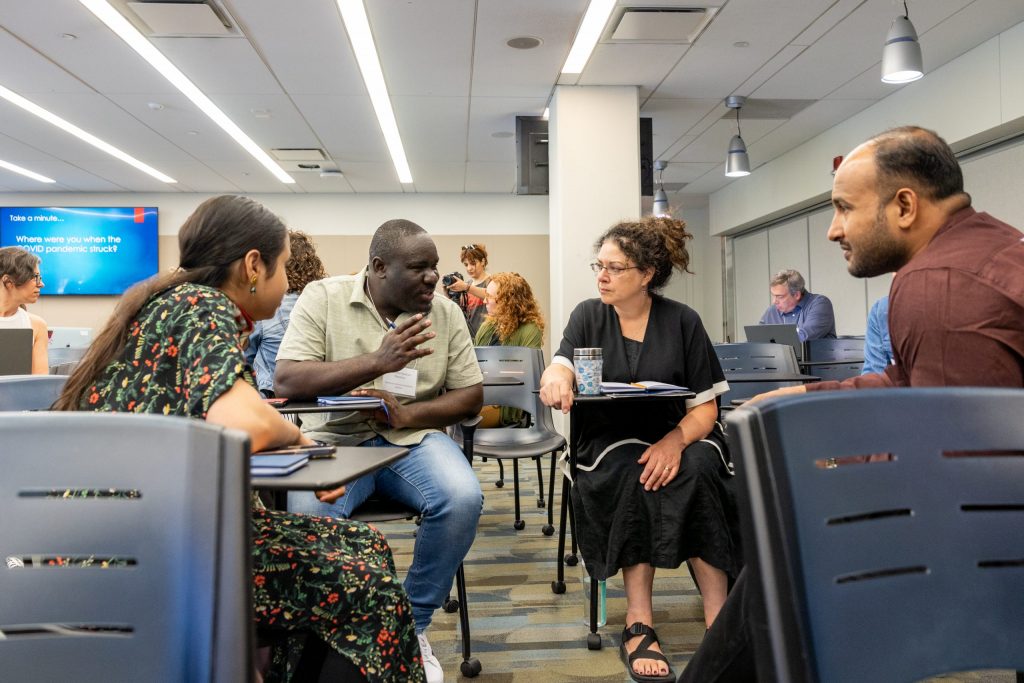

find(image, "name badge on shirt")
[382,367,418,398]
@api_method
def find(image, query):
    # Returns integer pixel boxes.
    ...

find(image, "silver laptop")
[48,326,92,349]
[744,323,804,360]
[0,328,33,375]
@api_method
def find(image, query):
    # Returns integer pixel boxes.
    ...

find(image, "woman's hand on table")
[539,366,575,413]
[637,432,685,492]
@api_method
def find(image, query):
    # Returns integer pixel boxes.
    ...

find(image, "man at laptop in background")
[757,269,836,341]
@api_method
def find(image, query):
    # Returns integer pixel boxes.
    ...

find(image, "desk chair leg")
[552,474,571,594]
[566,493,579,566]
[542,451,558,536]
[587,576,602,650]
[534,456,546,509]
[495,460,505,488]
[512,460,524,530]
[455,563,482,677]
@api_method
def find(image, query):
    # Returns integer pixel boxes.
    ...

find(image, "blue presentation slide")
[0,206,158,295]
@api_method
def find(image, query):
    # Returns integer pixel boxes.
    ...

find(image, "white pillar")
[548,85,641,351]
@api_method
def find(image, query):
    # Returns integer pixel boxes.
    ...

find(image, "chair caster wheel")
[443,599,459,613]
[542,524,554,536]
[460,658,482,677]
[513,520,525,530]
[565,554,579,567]
[587,633,602,650]
[494,480,504,488]
[537,499,545,508]
[551,580,566,594]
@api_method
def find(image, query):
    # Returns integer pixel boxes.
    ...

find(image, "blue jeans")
[288,432,483,632]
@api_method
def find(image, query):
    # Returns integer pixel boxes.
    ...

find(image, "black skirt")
[571,437,742,581]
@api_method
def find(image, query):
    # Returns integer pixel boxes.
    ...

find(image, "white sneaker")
[417,633,444,683]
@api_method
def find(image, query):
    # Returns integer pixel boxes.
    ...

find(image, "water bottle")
[579,559,607,627]
[573,348,603,395]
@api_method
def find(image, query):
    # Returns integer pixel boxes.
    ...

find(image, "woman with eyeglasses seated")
[53,196,423,683]
[538,216,739,683]
[473,271,544,427]
[445,243,491,337]
[0,246,49,374]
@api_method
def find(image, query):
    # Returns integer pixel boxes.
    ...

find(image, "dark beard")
[847,204,909,278]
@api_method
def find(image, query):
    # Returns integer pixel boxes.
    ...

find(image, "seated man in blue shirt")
[862,294,893,373]
[758,269,836,341]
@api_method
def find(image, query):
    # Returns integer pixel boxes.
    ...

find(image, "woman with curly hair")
[539,216,739,683]
[246,230,328,396]
[473,271,544,426]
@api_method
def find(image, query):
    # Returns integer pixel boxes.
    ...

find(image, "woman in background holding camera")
[446,243,491,337]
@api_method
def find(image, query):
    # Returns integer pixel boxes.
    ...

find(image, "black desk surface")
[276,401,372,415]
[572,390,695,403]
[252,446,409,490]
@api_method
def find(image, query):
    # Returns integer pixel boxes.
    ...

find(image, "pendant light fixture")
[881,0,923,84]
[652,159,670,217]
[724,96,750,178]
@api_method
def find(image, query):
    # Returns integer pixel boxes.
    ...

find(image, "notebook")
[250,453,310,477]
[316,396,385,410]
[0,329,33,375]
[743,323,804,360]
[600,381,689,395]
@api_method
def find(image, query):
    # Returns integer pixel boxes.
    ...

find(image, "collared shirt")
[809,207,1024,391]
[759,291,837,341]
[244,291,298,393]
[276,270,483,446]
[861,295,892,374]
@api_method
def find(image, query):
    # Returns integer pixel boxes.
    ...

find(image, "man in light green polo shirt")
[275,219,482,683]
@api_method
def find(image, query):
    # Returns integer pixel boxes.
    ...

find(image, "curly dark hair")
[487,272,544,342]
[286,230,327,293]
[594,216,693,291]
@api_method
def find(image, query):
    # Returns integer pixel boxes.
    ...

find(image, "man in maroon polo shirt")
[678,125,1024,682]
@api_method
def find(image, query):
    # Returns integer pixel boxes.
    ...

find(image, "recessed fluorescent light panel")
[335,0,413,184]
[79,0,295,184]
[0,83,175,183]
[561,0,617,74]
[0,158,56,184]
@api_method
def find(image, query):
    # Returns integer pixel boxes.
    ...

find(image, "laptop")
[744,323,804,360]
[0,328,33,375]
[48,326,92,349]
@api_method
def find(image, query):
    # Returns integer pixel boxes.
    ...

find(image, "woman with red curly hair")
[473,271,544,426]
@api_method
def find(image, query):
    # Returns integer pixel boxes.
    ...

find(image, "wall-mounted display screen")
[0,206,158,295]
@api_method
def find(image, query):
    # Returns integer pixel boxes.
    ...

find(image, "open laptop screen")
[744,324,804,360]
[0,328,33,375]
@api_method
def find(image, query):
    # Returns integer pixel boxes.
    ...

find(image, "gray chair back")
[714,343,802,403]
[0,412,252,682]
[804,337,864,362]
[0,375,68,411]
[727,388,1024,683]
[473,346,565,454]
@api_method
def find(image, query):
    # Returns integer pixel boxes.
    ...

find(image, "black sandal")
[619,622,676,683]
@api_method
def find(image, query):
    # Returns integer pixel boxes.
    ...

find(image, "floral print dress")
[81,283,424,683]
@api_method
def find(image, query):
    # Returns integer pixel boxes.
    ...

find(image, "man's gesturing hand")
[374,314,435,374]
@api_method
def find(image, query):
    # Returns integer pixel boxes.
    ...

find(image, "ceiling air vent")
[122,1,240,37]
[608,7,717,44]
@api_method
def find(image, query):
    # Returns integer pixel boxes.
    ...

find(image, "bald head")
[369,219,428,264]
[861,126,966,204]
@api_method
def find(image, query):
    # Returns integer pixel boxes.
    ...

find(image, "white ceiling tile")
[230,0,367,96]
[471,0,588,98]
[790,0,868,46]
[337,162,406,193]
[369,0,474,97]
[642,99,720,157]
[289,172,356,195]
[467,97,547,162]
[291,94,391,163]
[150,36,284,95]
[745,99,876,170]
[661,161,719,184]
[465,162,516,193]
[408,163,467,193]
[580,43,689,96]
[393,97,469,164]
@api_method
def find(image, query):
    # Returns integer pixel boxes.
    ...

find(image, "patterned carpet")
[381,456,1017,683]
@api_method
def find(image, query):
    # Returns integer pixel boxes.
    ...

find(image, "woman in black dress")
[539,216,740,683]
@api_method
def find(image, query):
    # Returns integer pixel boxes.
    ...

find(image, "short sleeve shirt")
[277,269,483,446]
[81,283,252,417]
